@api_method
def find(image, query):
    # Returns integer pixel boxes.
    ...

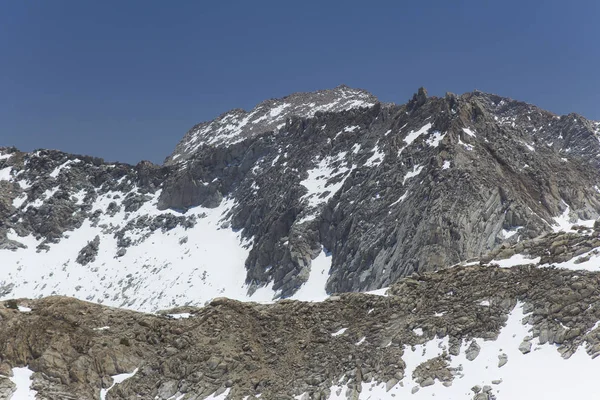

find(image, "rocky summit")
[2,85,600,399]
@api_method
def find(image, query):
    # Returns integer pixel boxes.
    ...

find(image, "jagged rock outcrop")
[76,235,100,265]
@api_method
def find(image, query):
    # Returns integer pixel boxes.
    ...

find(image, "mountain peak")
[164,86,378,165]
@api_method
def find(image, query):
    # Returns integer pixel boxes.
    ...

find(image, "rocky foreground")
[2,253,600,399]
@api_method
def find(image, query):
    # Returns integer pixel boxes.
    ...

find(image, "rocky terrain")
[3,85,600,398]
[2,226,600,399]
[3,85,600,312]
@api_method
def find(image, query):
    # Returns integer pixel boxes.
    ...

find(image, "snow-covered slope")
[0,150,277,311]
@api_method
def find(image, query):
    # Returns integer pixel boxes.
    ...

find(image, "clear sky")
[2,1,599,164]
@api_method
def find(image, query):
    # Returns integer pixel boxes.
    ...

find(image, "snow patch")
[0,167,12,181]
[9,367,38,400]
[494,254,542,268]
[364,146,384,167]
[331,328,348,337]
[291,248,331,302]
[403,165,424,185]
[100,369,138,400]
[167,313,192,319]
[400,123,432,153]
[426,131,446,147]
[553,202,595,233]
[300,153,352,209]
[462,127,476,137]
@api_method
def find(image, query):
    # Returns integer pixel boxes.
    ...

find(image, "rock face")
[3,86,600,309]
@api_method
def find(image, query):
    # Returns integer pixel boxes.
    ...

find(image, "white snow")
[203,389,231,400]
[404,123,432,146]
[494,254,541,268]
[523,142,535,152]
[389,192,409,207]
[355,337,366,345]
[462,127,476,137]
[331,328,348,337]
[269,103,290,118]
[100,368,138,400]
[29,187,59,208]
[291,248,331,302]
[93,326,110,331]
[0,166,12,181]
[426,131,446,147]
[17,306,31,312]
[364,146,385,167]
[402,165,424,185]
[12,194,28,208]
[167,313,192,319]
[365,287,388,296]
[501,227,523,239]
[344,125,360,133]
[442,160,451,170]
[300,153,352,209]
[458,137,474,151]
[412,328,424,336]
[399,123,432,154]
[49,159,79,178]
[539,248,600,272]
[553,201,595,233]
[0,152,12,160]
[9,367,38,400]
[479,300,490,306]
[0,196,279,312]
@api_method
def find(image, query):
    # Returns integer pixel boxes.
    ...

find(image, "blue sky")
[1,1,599,164]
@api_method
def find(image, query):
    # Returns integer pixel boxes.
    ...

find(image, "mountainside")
[3,85,600,399]
[3,86,600,311]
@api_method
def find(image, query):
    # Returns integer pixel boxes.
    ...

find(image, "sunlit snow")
[9,367,38,400]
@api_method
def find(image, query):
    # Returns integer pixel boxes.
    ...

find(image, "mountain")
[3,86,600,311]
[3,85,600,399]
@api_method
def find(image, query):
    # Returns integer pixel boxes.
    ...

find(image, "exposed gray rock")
[466,340,481,361]
[0,377,16,399]
[497,353,508,367]
[519,340,532,354]
[76,235,100,265]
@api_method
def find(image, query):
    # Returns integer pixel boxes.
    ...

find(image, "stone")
[519,340,532,354]
[75,235,100,265]
[385,378,398,392]
[466,340,481,361]
[497,353,508,368]
[420,377,435,387]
